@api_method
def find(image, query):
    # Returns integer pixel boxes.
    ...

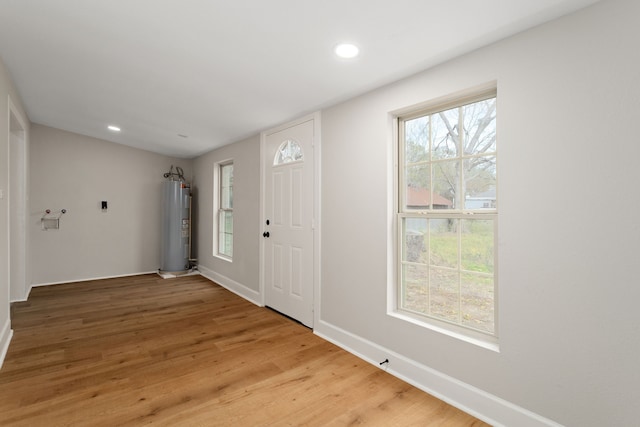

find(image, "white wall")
[0,56,29,367]
[29,124,192,285]
[316,0,640,426]
[192,135,261,303]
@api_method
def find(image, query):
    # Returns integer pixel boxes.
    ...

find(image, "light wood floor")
[0,274,489,426]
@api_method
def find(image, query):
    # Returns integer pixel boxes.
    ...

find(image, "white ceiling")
[0,0,598,158]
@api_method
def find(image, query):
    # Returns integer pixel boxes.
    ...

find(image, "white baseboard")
[314,319,562,427]
[31,271,158,288]
[10,283,32,303]
[0,317,13,370]
[197,265,262,307]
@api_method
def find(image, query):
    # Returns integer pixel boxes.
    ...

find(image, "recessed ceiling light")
[107,125,121,132]
[334,43,359,59]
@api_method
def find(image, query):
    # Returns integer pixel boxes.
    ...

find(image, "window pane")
[403,218,427,262]
[460,219,494,274]
[218,210,226,233]
[405,116,429,164]
[429,219,458,268]
[429,268,459,323]
[401,263,429,314]
[218,211,233,256]
[463,98,496,156]
[432,160,459,209]
[405,164,431,208]
[432,107,459,160]
[220,164,233,209]
[461,272,494,333]
[221,164,233,186]
[463,156,496,210]
[221,188,231,209]
[224,211,233,230]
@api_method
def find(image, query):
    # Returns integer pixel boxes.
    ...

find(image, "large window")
[216,161,233,259]
[397,89,497,341]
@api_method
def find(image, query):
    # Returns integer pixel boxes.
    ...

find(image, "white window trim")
[213,159,233,262]
[388,83,499,351]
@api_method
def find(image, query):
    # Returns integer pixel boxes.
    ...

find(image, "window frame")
[213,160,233,261]
[392,86,499,349]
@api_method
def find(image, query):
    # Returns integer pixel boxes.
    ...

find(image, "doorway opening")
[9,97,28,302]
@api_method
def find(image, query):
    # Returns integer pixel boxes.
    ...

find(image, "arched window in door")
[274,139,304,165]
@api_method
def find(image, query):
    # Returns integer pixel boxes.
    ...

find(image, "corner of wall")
[197,265,262,307]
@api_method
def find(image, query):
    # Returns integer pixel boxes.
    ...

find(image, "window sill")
[213,254,233,263]
[388,310,500,353]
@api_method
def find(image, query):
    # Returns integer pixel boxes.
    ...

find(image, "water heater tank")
[160,180,191,273]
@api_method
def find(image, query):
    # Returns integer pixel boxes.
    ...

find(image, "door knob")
[263,231,270,238]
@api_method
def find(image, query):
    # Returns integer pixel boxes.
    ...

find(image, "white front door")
[263,117,315,327]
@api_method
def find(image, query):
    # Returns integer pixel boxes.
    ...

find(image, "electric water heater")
[160,179,191,273]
